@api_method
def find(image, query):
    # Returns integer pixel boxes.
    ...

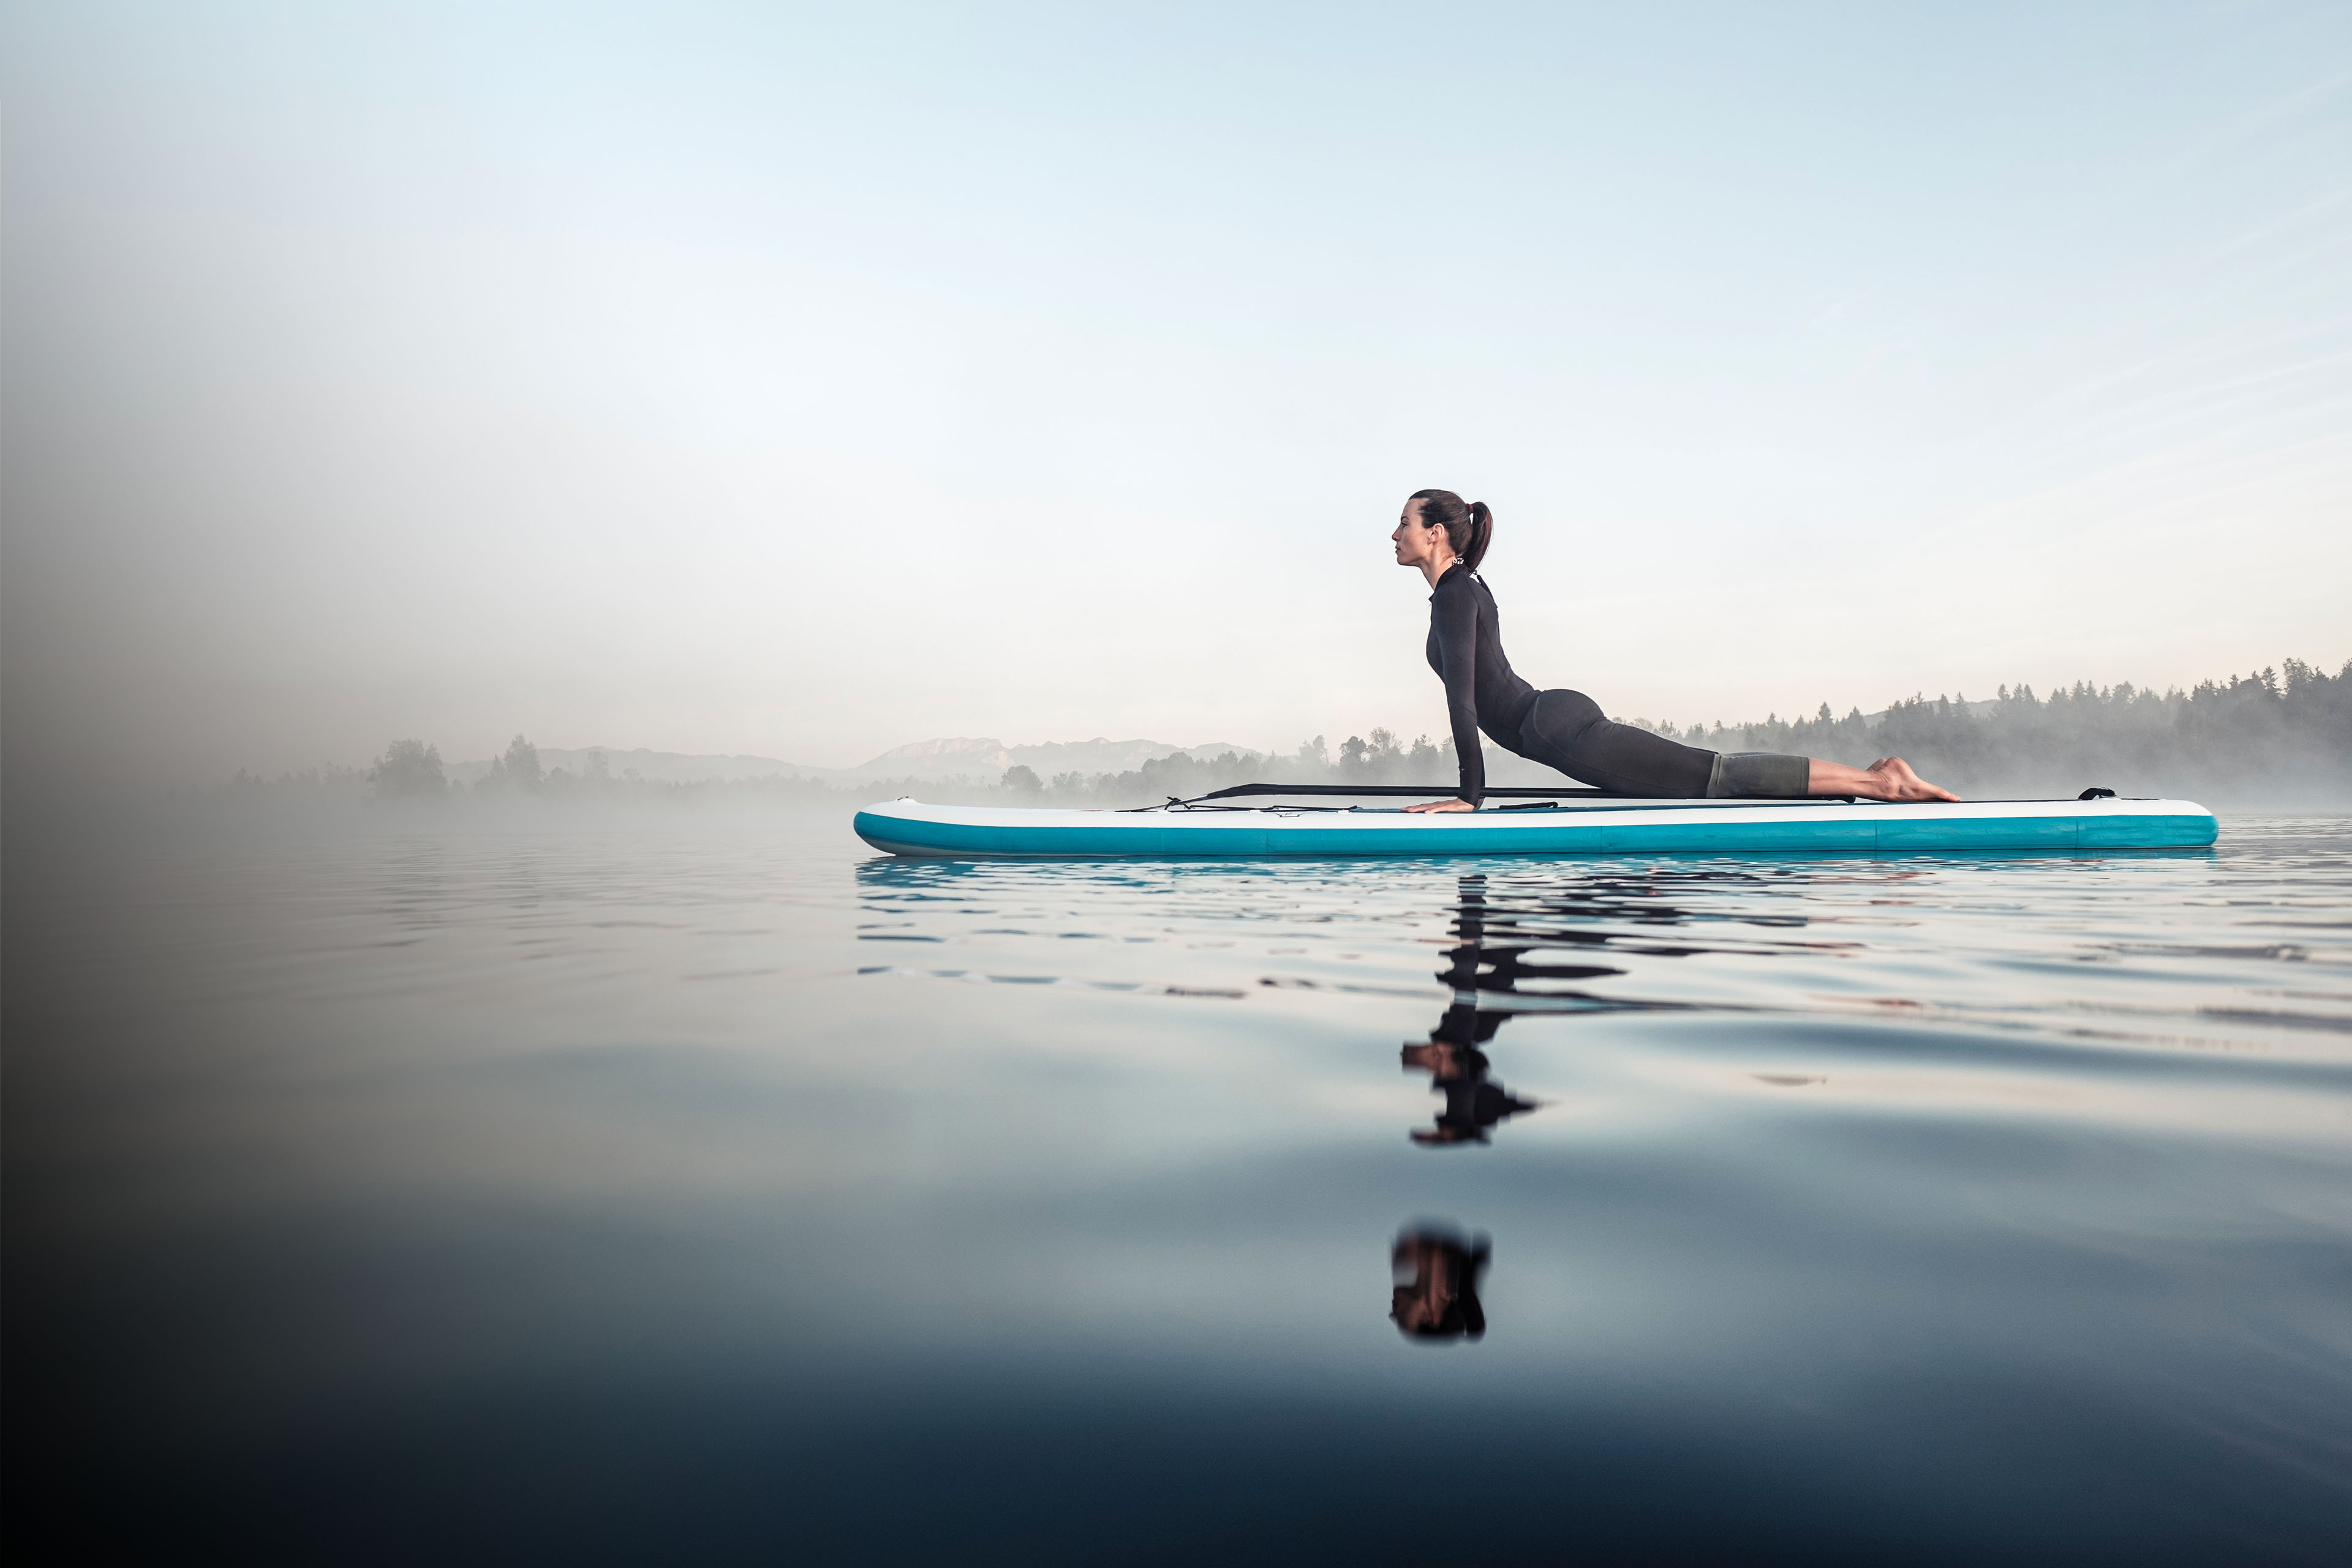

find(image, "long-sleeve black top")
[1425,564,1538,807]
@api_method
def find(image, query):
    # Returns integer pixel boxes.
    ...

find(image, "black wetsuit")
[1426,563,1807,804]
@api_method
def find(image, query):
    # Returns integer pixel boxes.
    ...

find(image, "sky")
[4,1,2348,782]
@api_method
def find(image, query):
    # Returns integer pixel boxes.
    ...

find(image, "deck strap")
[1191,783,1643,802]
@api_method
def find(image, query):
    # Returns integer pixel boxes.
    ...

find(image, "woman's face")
[1392,499,1451,570]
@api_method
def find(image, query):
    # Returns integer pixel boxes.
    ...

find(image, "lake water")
[8,813,2352,1563]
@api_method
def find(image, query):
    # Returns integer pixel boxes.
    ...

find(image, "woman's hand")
[1404,798,1477,813]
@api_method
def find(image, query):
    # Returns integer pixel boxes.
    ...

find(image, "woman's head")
[1393,490,1493,575]
[1389,1228,1490,1341]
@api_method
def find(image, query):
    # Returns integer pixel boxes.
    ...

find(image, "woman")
[1392,490,1957,810]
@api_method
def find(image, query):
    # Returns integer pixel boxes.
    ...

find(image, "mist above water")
[111,654,2352,839]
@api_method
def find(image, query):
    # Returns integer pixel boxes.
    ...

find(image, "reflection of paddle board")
[854,794,2220,859]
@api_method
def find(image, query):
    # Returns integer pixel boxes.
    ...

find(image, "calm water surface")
[9,815,2352,1563]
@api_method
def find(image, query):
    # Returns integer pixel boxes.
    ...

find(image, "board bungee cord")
[1126,783,2130,812]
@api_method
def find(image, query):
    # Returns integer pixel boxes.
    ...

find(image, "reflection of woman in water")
[1403,1004,1536,1146]
[1390,490,1959,812]
[1391,1226,1491,1341]
[1398,875,1581,1147]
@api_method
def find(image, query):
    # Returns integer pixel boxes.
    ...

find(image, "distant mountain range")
[442,737,1265,787]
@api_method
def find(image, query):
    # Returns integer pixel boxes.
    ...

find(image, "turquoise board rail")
[854,797,2219,859]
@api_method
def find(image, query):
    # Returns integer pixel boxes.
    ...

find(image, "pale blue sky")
[6,2,2348,777]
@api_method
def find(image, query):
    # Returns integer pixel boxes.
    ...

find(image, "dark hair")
[1409,489,1493,572]
[1389,1231,1491,1342]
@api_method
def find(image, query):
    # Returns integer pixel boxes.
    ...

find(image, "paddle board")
[853,794,2219,858]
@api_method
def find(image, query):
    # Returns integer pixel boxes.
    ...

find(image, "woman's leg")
[1518,692,1717,797]
[1524,693,1959,801]
[1708,750,1957,800]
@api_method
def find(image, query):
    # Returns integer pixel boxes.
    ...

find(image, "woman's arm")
[1425,585,1485,809]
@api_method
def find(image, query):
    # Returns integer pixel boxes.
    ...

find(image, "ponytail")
[1463,501,1493,572]
[1409,489,1495,574]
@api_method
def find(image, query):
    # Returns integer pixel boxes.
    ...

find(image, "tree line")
[1662,657,2350,801]
[333,654,2350,811]
[988,657,2349,806]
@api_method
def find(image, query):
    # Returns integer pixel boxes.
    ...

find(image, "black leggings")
[1509,690,1810,799]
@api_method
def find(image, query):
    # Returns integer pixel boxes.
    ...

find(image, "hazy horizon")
[6,3,2348,788]
[225,649,2352,783]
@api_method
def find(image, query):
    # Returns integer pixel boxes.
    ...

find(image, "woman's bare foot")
[1857,756,1959,802]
